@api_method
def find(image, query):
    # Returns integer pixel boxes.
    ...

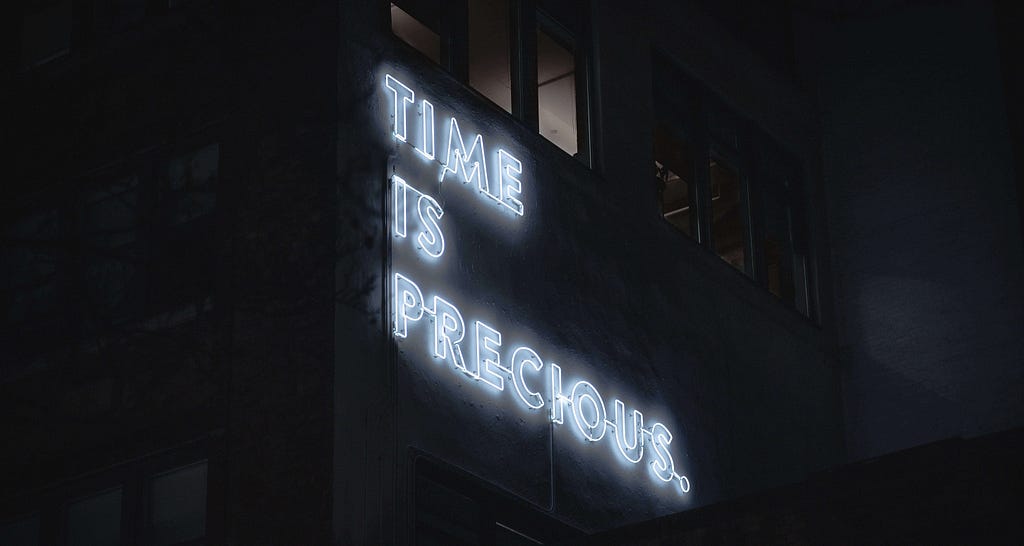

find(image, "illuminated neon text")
[384,74,691,495]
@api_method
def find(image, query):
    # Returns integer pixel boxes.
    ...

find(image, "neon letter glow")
[384,73,691,496]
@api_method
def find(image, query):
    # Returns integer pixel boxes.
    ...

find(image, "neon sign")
[384,74,691,494]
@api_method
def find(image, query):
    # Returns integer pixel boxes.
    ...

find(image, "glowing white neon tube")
[392,175,408,238]
[386,73,693,495]
[415,193,445,258]
[430,296,467,371]
[384,74,414,142]
[497,149,524,216]
[510,346,545,409]
[442,118,486,189]
[475,320,504,390]
[393,273,424,338]
[571,381,608,442]
[647,422,675,483]
[416,99,435,160]
[612,399,645,463]
[549,363,567,424]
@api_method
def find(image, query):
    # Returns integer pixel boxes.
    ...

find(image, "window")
[709,156,747,273]
[652,52,815,318]
[66,487,123,546]
[21,1,71,68]
[391,2,441,64]
[414,455,580,545]
[469,0,512,113]
[82,175,144,332]
[536,22,578,155]
[147,461,208,545]
[0,445,210,546]
[167,143,218,226]
[2,209,61,326]
[654,124,697,238]
[388,1,591,164]
[0,514,39,546]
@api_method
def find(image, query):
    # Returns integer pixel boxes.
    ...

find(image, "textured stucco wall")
[795,1,1024,461]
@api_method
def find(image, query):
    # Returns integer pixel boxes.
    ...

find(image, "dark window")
[709,156,747,273]
[166,143,218,226]
[146,461,208,545]
[0,444,210,546]
[414,456,580,545]
[106,0,148,32]
[66,487,123,546]
[21,1,71,68]
[81,175,144,331]
[2,209,61,325]
[761,181,796,306]
[0,514,40,546]
[654,125,697,238]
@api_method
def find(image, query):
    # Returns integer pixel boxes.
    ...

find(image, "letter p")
[393,273,424,338]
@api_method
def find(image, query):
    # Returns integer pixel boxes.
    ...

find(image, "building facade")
[2,0,1021,544]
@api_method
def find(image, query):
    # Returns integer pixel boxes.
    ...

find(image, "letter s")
[648,422,675,483]
[416,194,444,258]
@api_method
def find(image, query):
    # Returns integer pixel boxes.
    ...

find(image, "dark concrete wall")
[794,1,1024,460]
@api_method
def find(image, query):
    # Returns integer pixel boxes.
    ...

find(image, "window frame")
[386,0,594,166]
[652,50,817,321]
[0,438,211,546]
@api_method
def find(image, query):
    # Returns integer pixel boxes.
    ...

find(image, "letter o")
[571,381,607,442]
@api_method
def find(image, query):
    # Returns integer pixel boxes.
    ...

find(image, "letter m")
[442,118,491,196]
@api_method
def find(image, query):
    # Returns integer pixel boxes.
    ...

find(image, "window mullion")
[693,120,713,248]
[510,0,538,129]
[442,0,469,82]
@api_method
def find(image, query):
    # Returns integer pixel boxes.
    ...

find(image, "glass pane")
[168,143,218,225]
[2,209,61,324]
[537,27,577,155]
[67,487,122,546]
[763,192,795,306]
[710,158,747,273]
[416,475,480,546]
[0,515,39,546]
[469,0,512,113]
[391,3,440,64]
[654,125,696,238]
[149,461,208,545]
[21,1,71,68]
[83,176,142,328]
[495,522,542,545]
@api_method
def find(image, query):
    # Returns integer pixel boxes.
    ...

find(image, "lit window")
[469,0,512,113]
[709,157,747,273]
[537,26,577,156]
[21,1,71,68]
[391,2,441,64]
[67,487,122,546]
[147,461,208,545]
